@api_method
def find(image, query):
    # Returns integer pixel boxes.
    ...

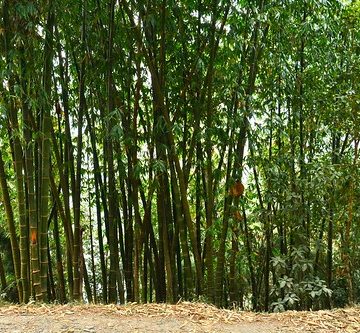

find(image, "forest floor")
[0,301,359,333]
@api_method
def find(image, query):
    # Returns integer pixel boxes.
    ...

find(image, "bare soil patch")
[0,302,359,332]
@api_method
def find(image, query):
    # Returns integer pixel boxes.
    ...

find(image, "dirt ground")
[0,302,359,333]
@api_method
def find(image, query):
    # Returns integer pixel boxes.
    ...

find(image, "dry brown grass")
[0,301,359,332]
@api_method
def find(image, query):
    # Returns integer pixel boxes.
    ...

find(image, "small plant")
[270,275,300,311]
[270,246,332,311]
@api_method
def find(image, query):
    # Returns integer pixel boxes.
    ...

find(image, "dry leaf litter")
[0,301,359,332]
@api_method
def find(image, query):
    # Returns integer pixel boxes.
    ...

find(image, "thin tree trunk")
[85,110,108,303]
[1,0,27,303]
[169,161,193,298]
[106,0,123,304]
[241,204,257,310]
[53,209,67,303]
[54,23,75,300]
[38,0,55,302]
[0,151,22,301]
[21,51,41,301]
[88,177,97,303]
[72,0,87,301]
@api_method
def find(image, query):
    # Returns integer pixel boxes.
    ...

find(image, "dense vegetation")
[0,0,359,311]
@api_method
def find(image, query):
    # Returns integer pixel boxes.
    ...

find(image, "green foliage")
[271,247,332,311]
[0,0,359,309]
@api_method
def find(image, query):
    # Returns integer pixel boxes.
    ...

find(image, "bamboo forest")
[0,0,359,312]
